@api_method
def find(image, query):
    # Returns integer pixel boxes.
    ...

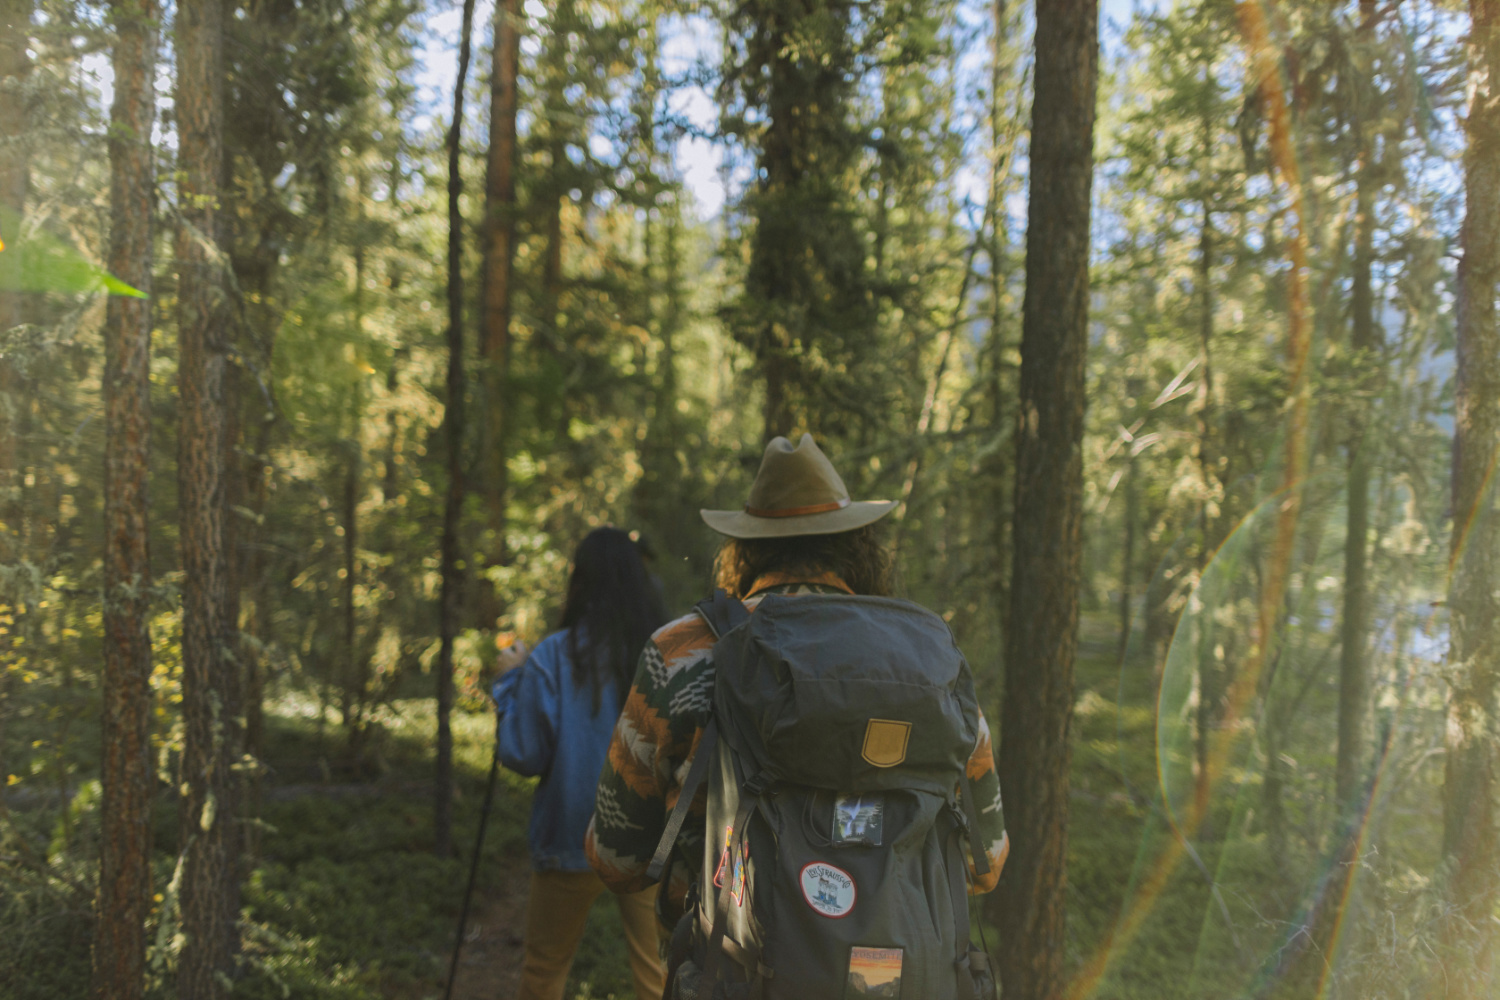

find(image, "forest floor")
[441,861,529,1000]
[1,613,1446,1000]
[244,697,642,1000]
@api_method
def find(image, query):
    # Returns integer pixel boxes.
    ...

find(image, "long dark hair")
[560,527,667,714]
[712,523,894,600]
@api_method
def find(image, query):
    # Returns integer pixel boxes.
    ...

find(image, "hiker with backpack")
[491,527,669,1000]
[586,435,1009,1000]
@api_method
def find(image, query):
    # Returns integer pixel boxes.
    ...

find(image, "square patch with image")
[845,946,902,998]
[832,792,885,846]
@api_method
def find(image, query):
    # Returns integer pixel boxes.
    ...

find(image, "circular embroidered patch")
[799,862,856,918]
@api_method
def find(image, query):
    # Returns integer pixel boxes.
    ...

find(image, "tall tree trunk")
[233,238,279,865]
[996,4,1097,1000]
[1445,1,1500,989]
[175,0,241,993]
[1337,0,1380,814]
[0,0,30,576]
[754,1,796,446]
[342,219,366,756]
[477,0,520,627]
[638,202,683,518]
[383,347,403,503]
[92,2,158,996]
[434,0,478,859]
[762,352,791,443]
[1194,175,1219,826]
[981,0,1014,693]
[341,445,360,752]
[1117,456,1137,663]
[540,0,569,360]
[241,413,272,860]
[0,0,32,812]
[632,25,684,566]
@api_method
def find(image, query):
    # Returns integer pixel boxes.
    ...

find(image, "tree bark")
[92,2,158,996]
[175,0,241,993]
[477,0,520,625]
[979,0,1015,713]
[1336,0,1379,814]
[1117,457,1137,664]
[0,0,32,568]
[1445,2,1500,989]
[1193,183,1219,825]
[539,0,569,361]
[434,0,478,859]
[0,0,32,811]
[342,216,366,756]
[996,4,1097,1000]
[341,445,360,753]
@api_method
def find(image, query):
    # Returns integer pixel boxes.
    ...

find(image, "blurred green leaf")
[0,208,145,298]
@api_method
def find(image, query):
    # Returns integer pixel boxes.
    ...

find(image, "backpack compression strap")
[961,774,992,879]
[947,822,983,1000]
[643,590,747,884]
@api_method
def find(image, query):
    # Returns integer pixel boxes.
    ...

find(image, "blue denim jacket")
[492,629,620,872]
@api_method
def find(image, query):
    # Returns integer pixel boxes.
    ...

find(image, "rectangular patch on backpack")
[861,719,911,768]
[846,946,902,998]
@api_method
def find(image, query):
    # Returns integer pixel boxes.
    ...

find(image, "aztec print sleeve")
[963,708,1008,894]
[586,611,718,894]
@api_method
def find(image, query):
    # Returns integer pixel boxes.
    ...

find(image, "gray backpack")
[647,590,997,1000]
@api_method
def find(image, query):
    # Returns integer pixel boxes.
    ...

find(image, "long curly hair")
[560,528,667,714]
[712,524,894,599]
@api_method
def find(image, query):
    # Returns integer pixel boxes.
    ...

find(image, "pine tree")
[92,1,159,995]
[997,5,1098,1000]
[0,0,31,575]
[434,0,478,858]
[1336,0,1383,815]
[721,0,876,443]
[175,0,241,991]
[478,0,522,625]
[1445,0,1500,990]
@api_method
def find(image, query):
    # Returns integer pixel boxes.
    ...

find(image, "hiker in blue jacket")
[491,526,668,1000]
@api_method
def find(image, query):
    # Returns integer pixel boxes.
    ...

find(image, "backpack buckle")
[742,771,772,798]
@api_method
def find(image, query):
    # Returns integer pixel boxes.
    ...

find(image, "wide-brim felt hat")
[701,434,899,539]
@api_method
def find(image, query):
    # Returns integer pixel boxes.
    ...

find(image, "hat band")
[743,498,851,519]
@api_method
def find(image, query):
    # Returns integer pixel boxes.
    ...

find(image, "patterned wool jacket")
[585,571,1010,900]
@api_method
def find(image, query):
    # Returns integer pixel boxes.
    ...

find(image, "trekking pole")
[444,749,502,1000]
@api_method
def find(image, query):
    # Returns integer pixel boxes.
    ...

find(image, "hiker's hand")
[495,637,530,675]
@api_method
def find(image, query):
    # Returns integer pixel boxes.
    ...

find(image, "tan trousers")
[518,869,666,1000]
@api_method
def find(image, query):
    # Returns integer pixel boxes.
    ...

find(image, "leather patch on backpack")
[861,719,911,768]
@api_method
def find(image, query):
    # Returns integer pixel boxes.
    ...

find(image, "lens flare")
[1064,4,1317,996]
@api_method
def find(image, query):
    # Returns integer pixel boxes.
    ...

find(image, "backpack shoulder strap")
[646,719,718,883]
[645,591,746,884]
[693,588,750,639]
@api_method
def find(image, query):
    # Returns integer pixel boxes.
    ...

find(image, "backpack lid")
[711,594,979,794]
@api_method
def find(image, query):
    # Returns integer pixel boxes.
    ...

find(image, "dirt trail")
[444,859,531,1000]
